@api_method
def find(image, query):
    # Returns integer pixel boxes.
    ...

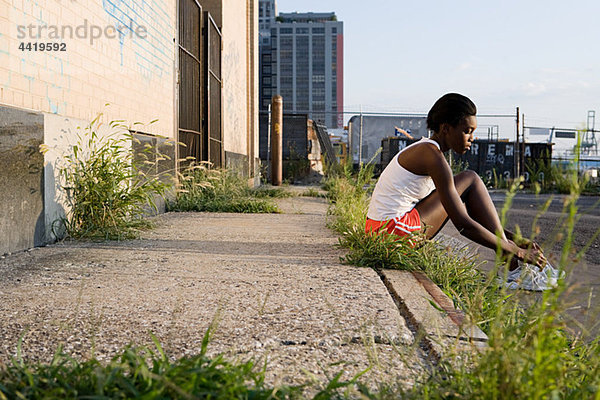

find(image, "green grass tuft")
[45,115,171,241]
[0,336,302,399]
[252,186,296,199]
[300,188,327,198]
[169,164,281,213]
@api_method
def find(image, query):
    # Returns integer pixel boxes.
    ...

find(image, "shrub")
[169,163,282,213]
[46,115,171,240]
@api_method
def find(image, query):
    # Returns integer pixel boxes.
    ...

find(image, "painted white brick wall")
[221,0,258,159]
[222,1,248,154]
[1,0,176,137]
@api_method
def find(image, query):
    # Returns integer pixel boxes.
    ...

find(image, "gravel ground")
[0,196,428,391]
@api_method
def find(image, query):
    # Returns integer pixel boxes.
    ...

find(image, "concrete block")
[40,96,50,113]
[69,76,83,93]
[22,0,32,17]
[46,83,62,102]
[31,94,43,110]
[30,79,47,98]
[33,0,45,10]
[39,67,56,83]
[0,33,8,54]
[60,6,75,26]
[0,2,8,23]
[19,56,37,79]
[0,53,11,79]
[382,269,487,358]
[0,18,9,43]
[0,87,13,107]
[411,271,487,342]
[0,105,44,254]
[12,0,23,12]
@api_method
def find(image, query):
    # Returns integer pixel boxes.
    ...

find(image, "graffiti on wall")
[102,0,172,78]
[3,0,173,115]
[461,142,549,183]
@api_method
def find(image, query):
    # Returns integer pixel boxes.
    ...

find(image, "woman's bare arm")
[419,146,545,265]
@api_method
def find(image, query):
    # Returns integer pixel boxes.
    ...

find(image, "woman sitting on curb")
[365,93,560,291]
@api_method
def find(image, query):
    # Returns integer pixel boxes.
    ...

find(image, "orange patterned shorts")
[365,208,422,238]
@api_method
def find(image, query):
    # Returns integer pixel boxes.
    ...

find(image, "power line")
[259,109,515,118]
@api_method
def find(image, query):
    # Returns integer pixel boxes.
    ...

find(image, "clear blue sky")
[275,0,600,138]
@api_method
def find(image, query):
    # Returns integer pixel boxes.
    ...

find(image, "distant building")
[259,0,277,120]
[348,115,428,164]
[259,4,343,129]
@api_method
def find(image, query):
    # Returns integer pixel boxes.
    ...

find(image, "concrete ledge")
[381,269,487,359]
[0,105,45,254]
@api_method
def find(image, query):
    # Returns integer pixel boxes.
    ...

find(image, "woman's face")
[445,115,477,154]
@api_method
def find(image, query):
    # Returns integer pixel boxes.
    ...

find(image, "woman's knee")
[455,170,484,194]
[455,169,480,185]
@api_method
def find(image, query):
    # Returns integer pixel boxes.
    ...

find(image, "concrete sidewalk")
[0,195,484,389]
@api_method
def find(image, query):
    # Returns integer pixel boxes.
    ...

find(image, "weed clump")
[169,163,284,213]
[45,115,172,241]
[300,188,326,198]
[0,333,301,399]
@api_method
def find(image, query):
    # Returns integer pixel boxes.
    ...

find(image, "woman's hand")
[511,240,547,269]
[514,237,543,252]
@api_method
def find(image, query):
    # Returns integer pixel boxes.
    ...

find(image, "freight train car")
[380,137,552,183]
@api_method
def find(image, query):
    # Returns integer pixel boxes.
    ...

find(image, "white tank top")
[367,137,440,221]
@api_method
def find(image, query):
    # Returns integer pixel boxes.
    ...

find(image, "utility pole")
[266,103,271,170]
[515,107,520,177]
[521,112,525,179]
[359,105,364,166]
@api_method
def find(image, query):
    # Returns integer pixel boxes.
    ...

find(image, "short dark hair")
[426,93,477,133]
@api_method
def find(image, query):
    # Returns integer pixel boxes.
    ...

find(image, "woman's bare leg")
[415,170,508,242]
[415,170,520,268]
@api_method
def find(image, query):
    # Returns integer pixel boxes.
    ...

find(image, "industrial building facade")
[259,2,343,129]
[1,0,259,254]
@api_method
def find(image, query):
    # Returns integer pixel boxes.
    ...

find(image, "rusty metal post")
[271,95,283,186]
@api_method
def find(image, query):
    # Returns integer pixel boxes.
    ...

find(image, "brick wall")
[0,0,260,253]
[220,0,258,176]
[0,0,176,136]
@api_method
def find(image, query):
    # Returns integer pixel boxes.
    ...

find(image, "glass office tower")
[259,3,343,129]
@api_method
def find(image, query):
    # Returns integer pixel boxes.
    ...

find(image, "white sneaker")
[543,263,566,281]
[504,262,565,291]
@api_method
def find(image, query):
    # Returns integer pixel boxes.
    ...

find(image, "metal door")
[178,0,204,165]
[204,12,223,167]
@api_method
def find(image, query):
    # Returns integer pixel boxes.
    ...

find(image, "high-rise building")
[259,0,276,43]
[259,4,343,129]
[259,0,276,123]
